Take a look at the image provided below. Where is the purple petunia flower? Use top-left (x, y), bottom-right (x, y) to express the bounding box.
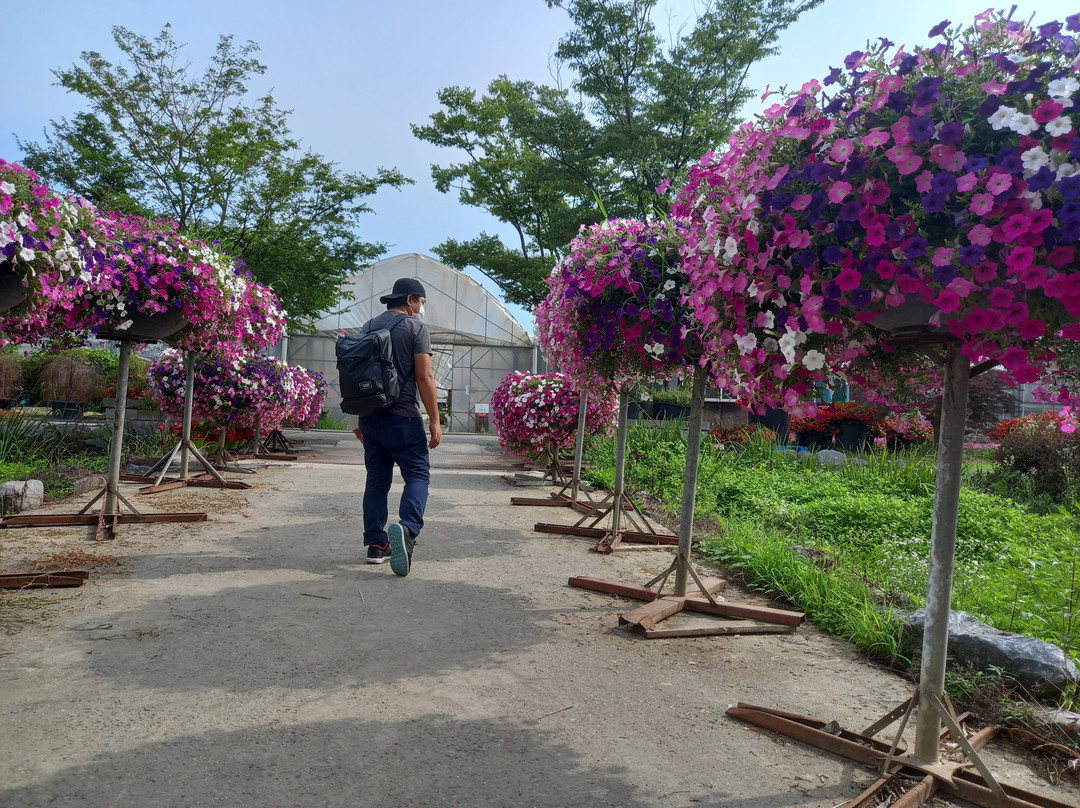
top-left (885, 220), bottom-right (906, 241)
top-left (838, 200), bottom-right (861, 222)
top-left (835, 220), bottom-right (855, 240)
top-left (928, 20), bottom-right (951, 37)
top-left (822, 244), bottom-right (843, 264)
top-left (937, 122), bottom-right (964, 145)
top-left (844, 50), bottom-right (863, 69)
top-left (897, 55), bottom-right (919, 76)
top-left (850, 288), bottom-right (872, 307)
top-left (913, 77), bottom-right (944, 106)
top-left (932, 265), bottom-right (958, 284)
top-left (886, 91), bottom-right (910, 113)
top-left (1070, 138), bottom-right (1080, 160)
top-left (1039, 22), bottom-right (1062, 38)
top-left (822, 298), bottom-right (842, 315)
top-left (1060, 201), bottom-right (1080, 224)
top-left (994, 147), bottom-right (1022, 173)
top-left (904, 236), bottom-right (928, 258)
top-left (932, 172), bottom-right (958, 194)
top-left (1068, 12), bottom-right (1080, 31)
top-left (908, 116), bottom-right (936, 141)
top-left (1061, 174), bottom-right (1080, 200)
top-left (823, 66), bottom-right (842, 86)
top-left (1027, 167), bottom-right (1056, 193)
top-left (922, 192), bottom-right (947, 213)
top-left (959, 245), bottom-right (985, 265)
top-left (964, 155), bottom-right (990, 173)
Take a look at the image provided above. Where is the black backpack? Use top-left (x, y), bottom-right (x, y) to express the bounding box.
top-left (336, 313), bottom-right (409, 416)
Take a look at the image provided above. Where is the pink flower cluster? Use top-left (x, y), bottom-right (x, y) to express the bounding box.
top-left (536, 218), bottom-right (703, 390)
top-left (148, 348), bottom-right (325, 431)
top-left (670, 11), bottom-right (1080, 415)
top-left (0, 160), bottom-right (286, 356)
top-left (490, 371), bottom-right (616, 458)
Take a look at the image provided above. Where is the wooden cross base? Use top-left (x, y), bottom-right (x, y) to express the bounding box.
top-left (120, 473), bottom-right (251, 495)
top-left (512, 489), bottom-right (630, 516)
top-left (538, 524), bottom-right (678, 549)
top-left (727, 701), bottom-right (1075, 808)
top-left (569, 576), bottom-right (804, 638)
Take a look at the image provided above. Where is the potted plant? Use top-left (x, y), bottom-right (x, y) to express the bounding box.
top-left (0, 353), bottom-right (22, 409)
top-left (40, 355), bottom-right (106, 419)
top-left (652, 385), bottom-right (693, 419)
top-left (875, 410), bottom-right (934, 451)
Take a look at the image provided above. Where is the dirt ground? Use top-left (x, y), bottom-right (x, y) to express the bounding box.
top-left (0, 432), bottom-right (1076, 808)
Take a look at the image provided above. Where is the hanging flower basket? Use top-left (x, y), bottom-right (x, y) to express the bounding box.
top-left (0, 262), bottom-right (28, 314)
top-left (96, 306), bottom-right (191, 343)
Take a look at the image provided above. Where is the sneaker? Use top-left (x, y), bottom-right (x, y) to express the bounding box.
top-left (366, 543), bottom-right (391, 564)
top-left (387, 523), bottom-right (415, 577)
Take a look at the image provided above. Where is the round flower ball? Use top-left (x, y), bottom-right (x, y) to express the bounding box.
top-left (674, 11), bottom-right (1080, 413)
top-left (536, 217), bottom-right (703, 390)
top-left (491, 371), bottom-right (616, 458)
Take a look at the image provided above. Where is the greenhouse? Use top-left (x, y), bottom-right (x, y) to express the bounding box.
top-left (284, 253), bottom-right (536, 431)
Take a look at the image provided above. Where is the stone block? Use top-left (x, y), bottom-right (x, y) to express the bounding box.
top-left (903, 608), bottom-right (1080, 697)
top-left (0, 479), bottom-right (45, 513)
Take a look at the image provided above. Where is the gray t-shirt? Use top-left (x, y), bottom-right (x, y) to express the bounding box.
top-left (365, 311), bottom-right (432, 418)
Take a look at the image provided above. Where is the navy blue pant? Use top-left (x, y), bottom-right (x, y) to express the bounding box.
top-left (358, 414), bottom-right (429, 547)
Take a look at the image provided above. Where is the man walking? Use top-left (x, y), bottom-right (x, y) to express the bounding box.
top-left (353, 277), bottom-right (442, 576)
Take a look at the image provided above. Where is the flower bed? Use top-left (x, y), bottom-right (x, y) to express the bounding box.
top-left (707, 422), bottom-right (777, 448)
top-left (988, 410), bottom-right (1070, 440)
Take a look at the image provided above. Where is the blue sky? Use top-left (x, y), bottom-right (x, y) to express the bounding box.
top-left (4, 1), bottom-right (1078, 331)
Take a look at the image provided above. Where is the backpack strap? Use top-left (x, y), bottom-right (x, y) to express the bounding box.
top-left (361, 312), bottom-right (409, 335)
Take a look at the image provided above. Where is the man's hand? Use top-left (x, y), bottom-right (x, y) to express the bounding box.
top-left (353, 427), bottom-right (364, 443)
top-left (428, 421), bottom-right (442, 449)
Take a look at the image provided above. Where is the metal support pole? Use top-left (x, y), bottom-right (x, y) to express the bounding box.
top-left (674, 365), bottom-right (708, 598)
top-left (252, 410), bottom-right (262, 456)
top-left (179, 352), bottom-right (195, 480)
top-left (571, 390), bottom-right (588, 502)
top-left (610, 390), bottom-right (630, 539)
top-left (103, 340), bottom-right (132, 518)
top-left (915, 343), bottom-right (970, 762)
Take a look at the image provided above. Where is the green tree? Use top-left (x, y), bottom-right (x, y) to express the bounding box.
top-left (413, 0), bottom-right (822, 308)
top-left (18, 25), bottom-right (409, 327)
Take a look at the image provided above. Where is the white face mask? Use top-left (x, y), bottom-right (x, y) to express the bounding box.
top-left (415, 302), bottom-right (426, 321)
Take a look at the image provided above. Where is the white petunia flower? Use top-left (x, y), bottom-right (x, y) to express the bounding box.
top-left (663, 279), bottom-right (676, 292)
top-left (723, 236), bottom-right (739, 262)
top-left (778, 331), bottom-right (797, 364)
top-left (1046, 116), bottom-right (1073, 138)
top-left (736, 333), bottom-right (758, 354)
top-left (1021, 146), bottom-right (1051, 171)
top-left (1009, 113), bottom-right (1039, 136)
top-left (1048, 77), bottom-right (1079, 99)
top-left (18, 247), bottom-right (34, 262)
top-left (0, 181), bottom-right (14, 195)
top-left (988, 105), bottom-right (1016, 130)
top-left (803, 350), bottom-right (826, 371)
top-left (1058, 162), bottom-right (1079, 180)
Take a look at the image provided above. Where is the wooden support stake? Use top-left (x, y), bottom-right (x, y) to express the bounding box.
top-left (619, 597), bottom-right (686, 629)
top-left (643, 621), bottom-right (796, 638)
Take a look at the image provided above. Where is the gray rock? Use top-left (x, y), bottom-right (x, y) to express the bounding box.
top-left (806, 449), bottom-right (866, 468)
top-left (74, 475), bottom-right (107, 495)
top-left (1021, 705), bottom-right (1080, 739)
top-left (83, 437), bottom-right (108, 451)
top-left (0, 479), bottom-right (45, 513)
top-left (903, 609), bottom-right (1079, 697)
top-left (125, 464), bottom-right (153, 477)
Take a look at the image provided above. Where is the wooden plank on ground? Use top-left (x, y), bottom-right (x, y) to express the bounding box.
top-left (683, 597), bottom-right (804, 626)
top-left (0, 570), bottom-right (90, 589)
top-left (511, 497), bottom-right (572, 507)
top-left (568, 576), bottom-right (659, 602)
top-left (534, 523), bottom-right (677, 545)
top-left (619, 597), bottom-right (685, 629)
top-left (643, 620), bottom-right (795, 638)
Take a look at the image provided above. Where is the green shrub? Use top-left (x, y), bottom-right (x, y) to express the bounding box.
top-left (983, 416), bottom-right (1080, 510)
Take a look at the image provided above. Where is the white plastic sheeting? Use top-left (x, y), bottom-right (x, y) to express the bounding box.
top-left (287, 254), bottom-right (536, 431)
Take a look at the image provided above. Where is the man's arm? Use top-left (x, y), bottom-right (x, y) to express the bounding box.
top-left (413, 353), bottom-right (442, 449)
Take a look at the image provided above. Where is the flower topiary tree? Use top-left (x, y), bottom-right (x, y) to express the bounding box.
top-left (491, 370), bottom-right (615, 481)
top-left (672, 9), bottom-right (1080, 784)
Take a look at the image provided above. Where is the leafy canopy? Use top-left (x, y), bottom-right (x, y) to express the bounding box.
top-left (412, 0), bottom-right (823, 308)
top-left (19, 25), bottom-right (410, 328)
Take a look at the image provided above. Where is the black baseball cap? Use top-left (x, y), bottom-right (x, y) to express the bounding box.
top-left (379, 277), bottom-right (427, 304)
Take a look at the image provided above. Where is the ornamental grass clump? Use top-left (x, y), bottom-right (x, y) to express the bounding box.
top-left (673, 10), bottom-right (1080, 422)
top-left (490, 371), bottom-right (616, 459)
top-left (535, 217), bottom-right (703, 390)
